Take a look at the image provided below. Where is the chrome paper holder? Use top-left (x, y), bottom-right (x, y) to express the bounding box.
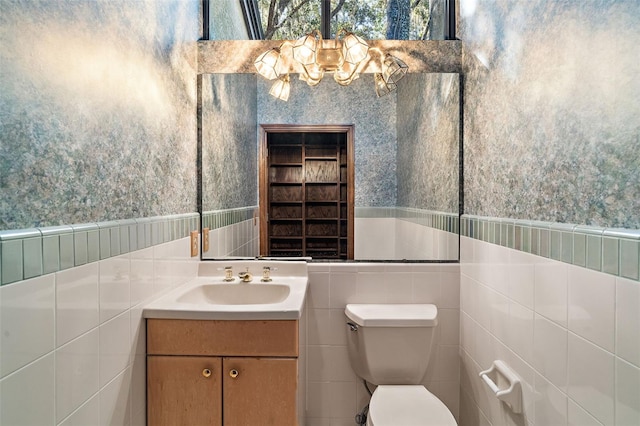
top-left (479, 360), bottom-right (523, 414)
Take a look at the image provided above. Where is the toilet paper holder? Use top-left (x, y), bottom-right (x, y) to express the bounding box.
top-left (479, 360), bottom-right (523, 414)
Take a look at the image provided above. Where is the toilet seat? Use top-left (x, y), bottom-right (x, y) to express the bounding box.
top-left (367, 385), bottom-right (457, 426)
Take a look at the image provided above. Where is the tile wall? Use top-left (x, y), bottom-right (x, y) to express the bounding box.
top-left (0, 214), bottom-right (200, 426)
top-left (201, 207), bottom-right (259, 258)
top-left (355, 207), bottom-right (459, 260)
top-left (458, 216), bottom-right (640, 426)
top-left (305, 262), bottom-right (461, 425)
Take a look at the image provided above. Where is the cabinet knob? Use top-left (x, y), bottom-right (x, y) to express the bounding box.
top-left (229, 369), bottom-right (239, 378)
top-left (202, 368), bottom-right (212, 378)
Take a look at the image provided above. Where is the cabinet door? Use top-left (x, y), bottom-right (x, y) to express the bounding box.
top-left (223, 357), bottom-right (297, 426)
top-left (147, 356), bottom-right (222, 426)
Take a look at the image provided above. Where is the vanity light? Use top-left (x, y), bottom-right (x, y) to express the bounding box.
top-left (268, 74), bottom-right (291, 101)
top-left (254, 29), bottom-right (409, 100)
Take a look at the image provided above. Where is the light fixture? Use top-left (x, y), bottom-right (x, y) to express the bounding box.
top-left (254, 30), bottom-right (409, 101)
top-left (269, 74), bottom-right (291, 101)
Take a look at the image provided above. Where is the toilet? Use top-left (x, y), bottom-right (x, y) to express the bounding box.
top-left (345, 304), bottom-right (457, 426)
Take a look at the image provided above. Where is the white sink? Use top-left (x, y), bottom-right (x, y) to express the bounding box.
top-left (143, 261), bottom-right (308, 320)
top-left (176, 283), bottom-right (290, 305)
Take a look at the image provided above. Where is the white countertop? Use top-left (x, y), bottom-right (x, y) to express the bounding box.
top-left (143, 261), bottom-right (309, 321)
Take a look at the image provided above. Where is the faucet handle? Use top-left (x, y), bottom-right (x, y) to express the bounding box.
top-left (222, 266), bottom-right (235, 282)
top-left (261, 266), bottom-right (273, 282)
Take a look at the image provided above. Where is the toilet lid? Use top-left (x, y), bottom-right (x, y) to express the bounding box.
top-left (368, 385), bottom-right (457, 426)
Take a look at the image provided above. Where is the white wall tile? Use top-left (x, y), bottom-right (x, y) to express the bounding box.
top-left (354, 272), bottom-right (389, 303)
top-left (567, 333), bottom-right (614, 425)
top-left (56, 263), bottom-right (99, 346)
top-left (100, 368), bottom-right (132, 426)
top-left (307, 345), bottom-right (357, 382)
top-left (489, 290), bottom-right (509, 343)
top-left (534, 260), bottom-right (568, 327)
top-left (306, 381), bottom-right (356, 419)
top-left (429, 380), bottom-right (461, 422)
top-left (615, 357), bottom-right (640, 426)
top-left (308, 309), bottom-right (348, 346)
top-left (438, 308), bottom-right (460, 345)
top-left (508, 250), bottom-right (536, 310)
top-left (440, 270), bottom-right (461, 308)
top-left (308, 272), bottom-right (330, 309)
top-left (534, 373), bottom-right (568, 426)
top-left (99, 255), bottom-right (131, 323)
top-left (0, 274), bottom-right (55, 377)
top-left (568, 399), bottom-right (603, 426)
top-left (615, 277), bottom-right (640, 367)
top-left (430, 344), bottom-right (460, 382)
top-left (0, 353), bottom-right (55, 426)
top-left (130, 354), bottom-right (147, 423)
top-left (130, 247), bottom-right (154, 306)
top-left (507, 301), bottom-right (534, 364)
top-left (58, 394), bottom-right (100, 426)
top-left (568, 265), bottom-right (615, 351)
top-left (329, 272), bottom-right (357, 308)
top-left (56, 329), bottom-right (100, 422)
top-left (533, 314), bottom-right (568, 391)
top-left (99, 310), bottom-right (131, 387)
top-left (413, 271), bottom-right (441, 304)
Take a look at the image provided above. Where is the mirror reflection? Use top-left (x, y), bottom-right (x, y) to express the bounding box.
top-left (201, 72), bottom-right (459, 261)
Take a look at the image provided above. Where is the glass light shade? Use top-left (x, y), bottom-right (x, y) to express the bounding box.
top-left (269, 75), bottom-right (291, 101)
top-left (254, 48), bottom-right (281, 80)
top-left (382, 54), bottom-right (408, 84)
top-left (374, 73), bottom-right (397, 97)
top-left (299, 63), bottom-right (324, 87)
top-left (342, 32), bottom-right (369, 64)
top-left (334, 61), bottom-right (359, 86)
top-left (292, 32), bottom-right (319, 65)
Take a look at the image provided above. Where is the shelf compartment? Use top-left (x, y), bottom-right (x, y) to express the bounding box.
top-left (269, 165), bottom-right (302, 183)
top-left (305, 160), bottom-right (338, 182)
top-left (306, 184), bottom-right (338, 201)
top-left (270, 222), bottom-right (302, 237)
top-left (306, 221), bottom-right (338, 237)
top-left (269, 238), bottom-right (302, 251)
top-left (305, 145), bottom-right (336, 158)
top-left (271, 204), bottom-right (302, 219)
top-left (306, 237), bottom-right (339, 249)
top-left (306, 203), bottom-right (338, 219)
top-left (270, 146), bottom-right (302, 163)
top-left (270, 185), bottom-right (303, 202)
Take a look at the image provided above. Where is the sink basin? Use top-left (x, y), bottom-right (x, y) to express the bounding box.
top-left (176, 283), bottom-right (290, 305)
top-left (143, 261), bottom-right (308, 320)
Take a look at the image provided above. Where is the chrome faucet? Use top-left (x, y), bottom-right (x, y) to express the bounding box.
top-left (238, 267), bottom-right (253, 282)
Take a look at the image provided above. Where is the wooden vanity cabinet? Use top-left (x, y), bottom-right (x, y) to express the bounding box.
top-left (147, 319), bottom-right (299, 426)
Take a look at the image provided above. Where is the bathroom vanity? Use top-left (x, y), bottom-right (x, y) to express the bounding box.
top-left (147, 319), bottom-right (299, 425)
top-left (143, 261), bottom-right (308, 426)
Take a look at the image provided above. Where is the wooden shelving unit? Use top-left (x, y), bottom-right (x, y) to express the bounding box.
top-left (260, 126), bottom-right (354, 260)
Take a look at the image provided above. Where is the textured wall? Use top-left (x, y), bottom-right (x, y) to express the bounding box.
top-left (461, 0), bottom-right (640, 228)
top-left (201, 74), bottom-right (258, 210)
top-left (258, 75), bottom-right (398, 206)
top-left (0, 0), bottom-right (199, 230)
top-left (397, 73), bottom-right (459, 212)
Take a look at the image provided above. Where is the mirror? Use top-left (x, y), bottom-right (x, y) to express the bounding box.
top-left (200, 72), bottom-right (460, 261)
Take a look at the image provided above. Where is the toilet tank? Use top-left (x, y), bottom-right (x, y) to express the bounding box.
top-left (345, 304), bottom-right (438, 385)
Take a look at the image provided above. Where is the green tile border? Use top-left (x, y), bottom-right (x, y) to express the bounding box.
top-left (461, 214), bottom-right (640, 282)
top-left (202, 206), bottom-right (258, 230)
top-left (0, 213), bottom-right (199, 286)
top-left (355, 207), bottom-right (459, 234)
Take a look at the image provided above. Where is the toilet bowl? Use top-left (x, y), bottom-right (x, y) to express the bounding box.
top-left (367, 385), bottom-right (456, 426)
top-left (345, 304), bottom-right (457, 426)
